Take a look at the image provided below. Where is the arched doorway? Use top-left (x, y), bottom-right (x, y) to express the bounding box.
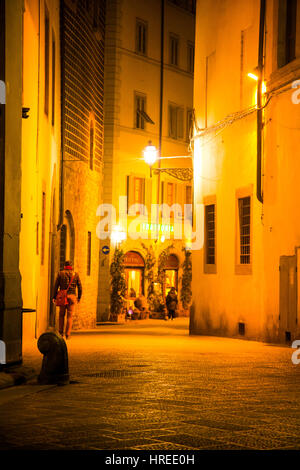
top-left (124, 251), bottom-right (145, 298)
top-left (164, 254), bottom-right (179, 296)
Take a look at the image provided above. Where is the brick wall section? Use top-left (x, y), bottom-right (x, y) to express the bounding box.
top-left (61, 0), bottom-right (105, 329)
top-left (97, 0), bottom-right (122, 321)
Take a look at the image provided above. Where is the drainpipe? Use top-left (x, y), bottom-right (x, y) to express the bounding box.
top-left (256, 0), bottom-right (265, 204)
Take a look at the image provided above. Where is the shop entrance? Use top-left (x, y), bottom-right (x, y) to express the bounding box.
top-left (164, 254), bottom-right (179, 296)
top-left (124, 251), bottom-right (145, 298)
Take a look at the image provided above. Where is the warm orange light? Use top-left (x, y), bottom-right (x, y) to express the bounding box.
top-left (247, 72), bottom-right (258, 81)
top-left (111, 225), bottom-right (126, 245)
top-left (143, 141), bottom-right (157, 167)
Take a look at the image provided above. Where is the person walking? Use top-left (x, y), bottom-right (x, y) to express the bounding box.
top-left (53, 260), bottom-right (82, 339)
top-left (166, 287), bottom-right (178, 320)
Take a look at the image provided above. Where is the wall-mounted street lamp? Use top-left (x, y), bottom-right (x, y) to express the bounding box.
top-left (142, 141), bottom-right (193, 182)
top-left (111, 224), bottom-right (127, 247)
top-left (247, 72), bottom-right (258, 81)
top-left (142, 141), bottom-right (158, 177)
top-left (247, 71), bottom-right (267, 95)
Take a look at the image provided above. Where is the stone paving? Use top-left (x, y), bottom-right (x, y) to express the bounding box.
top-left (0, 318), bottom-right (300, 450)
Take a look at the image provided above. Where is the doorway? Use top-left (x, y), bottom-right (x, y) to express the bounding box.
top-left (279, 254), bottom-right (297, 342)
top-left (125, 268), bottom-right (143, 298)
top-left (164, 254), bottom-right (179, 296)
top-left (124, 251), bottom-right (145, 298)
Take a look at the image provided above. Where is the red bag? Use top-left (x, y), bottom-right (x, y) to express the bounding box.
top-left (55, 275), bottom-right (74, 307)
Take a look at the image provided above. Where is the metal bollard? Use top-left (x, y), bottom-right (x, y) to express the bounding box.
top-left (37, 331), bottom-right (69, 385)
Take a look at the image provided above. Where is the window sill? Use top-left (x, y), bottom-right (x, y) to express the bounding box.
top-left (204, 264), bottom-right (216, 274)
top-left (235, 264), bottom-right (252, 275)
top-left (268, 57), bottom-right (300, 93)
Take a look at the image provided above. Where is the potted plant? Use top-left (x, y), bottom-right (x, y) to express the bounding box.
top-left (110, 248), bottom-right (126, 322)
top-left (180, 248), bottom-right (192, 316)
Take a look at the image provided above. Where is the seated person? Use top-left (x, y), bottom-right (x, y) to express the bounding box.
top-left (129, 287), bottom-right (136, 298)
top-left (134, 294), bottom-right (148, 312)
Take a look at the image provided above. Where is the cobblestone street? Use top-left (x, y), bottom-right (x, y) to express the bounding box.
top-left (0, 318), bottom-right (300, 451)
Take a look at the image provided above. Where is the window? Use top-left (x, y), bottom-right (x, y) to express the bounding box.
top-left (41, 192), bottom-right (46, 265)
top-left (44, 5), bottom-right (50, 115)
top-left (136, 19), bottom-right (147, 55)
top-left (205, 204), bottom-right (216, 266)
top-left (170, 34), bottom-right (179, 66)
top-left (134, 94), bottom-right (146, 130)
top-left (51, 31), bottom-right (55, 126)
top-left (89, 120), bottom-right (94, 170)
top-left (166, 183), bottom-right (175, 206)
top-left (127, 175), bottom-right (146, 214)
top-left (169, 104), bottom-right (184, 139)
top-left (134, 177), bottom-right (144, 205)
top-left (187, 42), bottom-right (194, 73)
top-left (87, 232), bottom-right (91, 276)
top-left (277, 0), bottom-right (298, 68)
top-left (186, 185), bottom-right (192, 205)
top-left (161, 182), bottom-right (177, 220)
top-left (238, 196), bottom-right (251, 265)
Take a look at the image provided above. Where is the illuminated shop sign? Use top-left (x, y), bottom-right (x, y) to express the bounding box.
top-left (141, 223), bottom-right (174, 233)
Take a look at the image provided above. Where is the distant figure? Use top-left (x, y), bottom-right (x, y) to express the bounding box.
top-left (166, 287), bottom-right (178, 320)
top-left (129, 287), bottom-right (136, 298)
top-left (53, 260), bottom-right (82, 339)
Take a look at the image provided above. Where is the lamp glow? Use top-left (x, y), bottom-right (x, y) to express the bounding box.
top-left (111, 225), bottom-right (126, 245)
top-left (247, 72), bottom-right (259, 81)
top-left (143, 141), bottom-right (157, 167)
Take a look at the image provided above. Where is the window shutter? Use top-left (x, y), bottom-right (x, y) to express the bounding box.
top-left (145, 178), bottom-right (152, 215)
top-left (127, 175), bottom-right (135, 214)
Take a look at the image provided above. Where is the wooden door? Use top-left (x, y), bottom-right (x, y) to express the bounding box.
top-left (279, 255), bottom-right (297, 342)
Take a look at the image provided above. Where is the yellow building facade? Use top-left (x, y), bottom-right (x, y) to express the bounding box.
top-left (98, 0), bottom-right (195, 320)
top-left (192, 0), bottom-right (300, 343)
top-left (20, 0), bottom-right (61, 342)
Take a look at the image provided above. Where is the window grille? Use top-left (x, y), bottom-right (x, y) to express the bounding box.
top-left (170, 35), bottom-right (179, 66)
top-left (239, 196), bottom-right (251, 264)
top-left (136, 19), bottom-right (147, 55)
top-left (205, 204), bottom-right (215, 265)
